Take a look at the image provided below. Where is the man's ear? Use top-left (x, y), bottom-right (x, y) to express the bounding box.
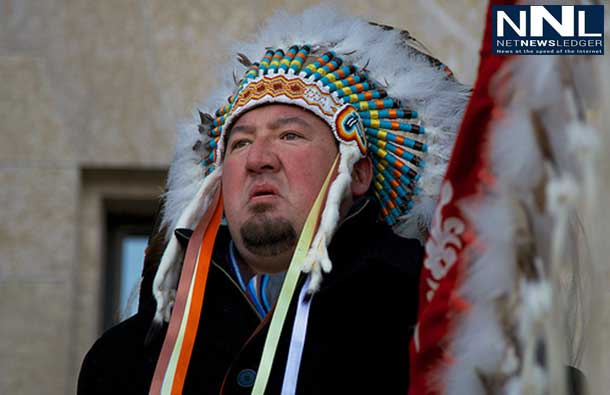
top-left (350, 156), bottom-right (373, 197)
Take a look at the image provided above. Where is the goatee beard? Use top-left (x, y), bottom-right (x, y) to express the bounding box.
top-left (240, 204), bottom-right (297, 257)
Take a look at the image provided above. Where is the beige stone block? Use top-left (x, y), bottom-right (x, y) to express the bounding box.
top-left (0, 56), bottom-right (74, 162)
top-left (1, 1), bottom-right (97, 166)
top-left (0, 166), bottom-right (78, 281)
top-left (144, 0), bottom-right (317, 124)
top-left (2, 1), bottom-right (174, 167)
top-left (0, 2), bottom-right (64, 56)
top-left (50, 1), bottom-right (174, 167)
top-left (0, 280), bottom-right (72, 395)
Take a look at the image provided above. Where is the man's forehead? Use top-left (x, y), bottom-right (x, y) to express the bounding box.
top-left (229, 104), bottom-right (328, 135)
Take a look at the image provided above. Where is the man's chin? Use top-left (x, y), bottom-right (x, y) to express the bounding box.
top-left (240, 215), bottom-right (297, 257)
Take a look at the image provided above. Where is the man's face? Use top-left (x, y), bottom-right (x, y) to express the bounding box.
top-left (222, 104), bottom-right (338, 273)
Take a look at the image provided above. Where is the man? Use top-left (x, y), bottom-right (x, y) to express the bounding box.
top-left (78, 7), bottom-right (467, 394)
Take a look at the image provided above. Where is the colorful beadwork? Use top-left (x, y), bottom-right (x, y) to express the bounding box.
top-left (198, 45), bottom-right (429, 225)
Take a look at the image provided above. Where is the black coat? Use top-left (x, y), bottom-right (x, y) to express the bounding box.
top-left (78, 199), bottom-right (423, 394)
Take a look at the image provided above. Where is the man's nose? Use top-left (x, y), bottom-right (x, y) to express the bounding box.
top-left (245, 138), bottom-right (280, 173)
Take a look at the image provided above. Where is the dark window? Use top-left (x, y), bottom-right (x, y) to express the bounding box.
top-left (103, 199), bottom-right (157, 330)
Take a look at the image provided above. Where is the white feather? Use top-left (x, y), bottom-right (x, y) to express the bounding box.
top-left (442, 17), bottom-right (602, 393)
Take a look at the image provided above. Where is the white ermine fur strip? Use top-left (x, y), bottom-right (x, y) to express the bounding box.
top-left (153, 167), bottom-right (222, 324)
top-left (302, 145), bottom-right (361, 293)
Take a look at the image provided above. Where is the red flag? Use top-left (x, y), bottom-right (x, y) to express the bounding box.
top-left (409, 1), bottom-right (515, 394)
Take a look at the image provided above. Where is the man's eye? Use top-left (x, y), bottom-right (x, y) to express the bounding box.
top-left (281, 132), bottom-right (301, 141)
top-left (230, 139), bottom-right (250, 151)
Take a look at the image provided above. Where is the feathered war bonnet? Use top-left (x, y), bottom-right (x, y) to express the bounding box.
top-left (152, 7), bottom-right (468, 325)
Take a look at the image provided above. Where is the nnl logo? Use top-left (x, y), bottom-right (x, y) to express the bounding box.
top-left (492, 5), bottom-right (604, 55)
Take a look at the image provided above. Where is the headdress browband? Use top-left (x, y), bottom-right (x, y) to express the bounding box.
top-left (196, 44), bottom-right (429, 225)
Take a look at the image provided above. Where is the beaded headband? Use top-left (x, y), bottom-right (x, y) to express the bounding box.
top-left (198, 45), bottom-right (428, 226)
